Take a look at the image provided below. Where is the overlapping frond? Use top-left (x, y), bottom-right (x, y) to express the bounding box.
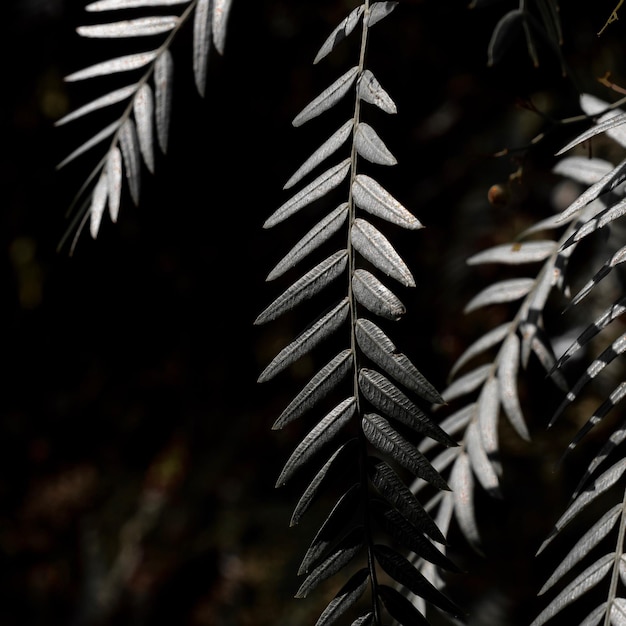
top-left (404, 98), bottom-right (623, 622)
top-left (56, 0), bottom-right (233, 251)
top-left (256, 3), bottom-right (461, 624)
top-left (531, 94), bottom-right (626, 625)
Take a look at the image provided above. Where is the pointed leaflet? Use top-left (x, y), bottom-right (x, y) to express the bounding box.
top-left (419, 405), bottom-right (473, 455)
top-left (89, 172), bottom-right (109, 238)
top-left (498, 333), bottom-right (530, 441)
top-left (293, 67), bottom-right (359, 127)
top-left (351, 218), bottom-right (415, 287)
top-left (299, 484), bottom-right (360, 574)
top-left (65, 51), bottom-right (158, 82)
top-left (378, 584), bottom-right (430, 626)
top-left (255, 251), bottom-right (348, 325)
top-left (212, 0), bottom-right (233, 55)
top-left (553, 157), bottom-right (626, 225)
top-left (555, 299), bottom-right (626, 370)
top-left (553, 156), bottom-right (614, 186)
top-left (358, 69), bottom-right (397, 114)
top-left (55, 85), bottom-right (136, 126)
top-left (354, 124), bottom-right (397, 166)
top-left (539, 504), bottom-right (622, 595)
top-left (314, 568), bottom-right (369, 626)
top-left (537, 459), bottom-right (626, 554)
top-left (77, 16), bottom-right (178, 38)
top-left (363, 414), bottom-right (449, 489)
top-left (358, 368), bottom-right (456, 446)
top-left (291, 440), bottom-right (357, 526)
top-left (273, 350), bottom-right (352, 430)
top-left (559, 382), bottom-right (626, 461)
top-left (449, 452), bottom-right (481, 550)
top-left (314, 6), bottom-right (365, 65)
top-left (295, 526), bottom-right (364, 599)
top-left (154, 49), bottom-right (173, 154)
top-left (467, 241), bottom-right (557, 265)
top-left (477, 376), bottom-right (500, 471)
top-left (257, 298), bottom-right (349, 383)
top-left (87, 0), bottom-right (188, 9)
top-left (530, 554), bottom-right (614, 626)
top-left (352, 269), bottom-right (405, 321)
top-left (264, 159), bottom-right (351, 229)
top-left (119, 118), bottom-right (141, 205)
top-left (441, 364), bottom-right (492, 404)
top-left (368, 458), bottom-right (445, 543)
top-left (551, 333), bottom-right (626, 426)
top-left (487, 10), bottom-right (524, 66)
top-left (450, 323), bottom-right (509, 379)
top-left (571, 421), bottom-right (626, 499)
top-left (352, 175), bottom-right (422, 229)
top-left (193, 0), bottom-right (212, 97)
top-left (465, 421), bottom-right (500, 497)
top-left (285, 121), bottom-right (353, 190)
top-left (56, 121), bottom-right (118, 170)
top-left (267, 204), bottom-right (349, 280)
top-left (366, 2), bottom-right (398, 27)
top-left (370, 500), bottom-right (459, 571)
top-left (374, 544), bottom-right (462, 618)
top-left (106, 146), bottom-right (122, 223)
top-left (355, 318), bottom-right (443, 404)
top-left (557, 112), bottom-right (626, 156)
top-left (463, 278), bottom-right (535, 313)
top-left (562, 197), bottom-right (626, 250)
top-left (569, 245), bottom-right (626, 307)
top-left (275, 397), bottom-right (356, 487)
top-left (351, 614), bottom-right (374, 626)
top-left (133, 83), bottom-right (155, 173)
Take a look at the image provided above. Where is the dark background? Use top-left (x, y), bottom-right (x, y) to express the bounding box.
top-left (3, 1), bottom-right (626, 625)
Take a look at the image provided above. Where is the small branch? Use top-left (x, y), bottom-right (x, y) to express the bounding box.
top-left (598, 0), bottom-right (624, 36)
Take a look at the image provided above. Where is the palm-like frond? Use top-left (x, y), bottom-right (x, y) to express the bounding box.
top-left (56, 0), bottom-right (233, 252)
top-left (256, 3), bottom-right (461, 624)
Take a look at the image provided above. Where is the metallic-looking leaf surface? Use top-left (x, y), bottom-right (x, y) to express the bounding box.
top-left (292, 67), bottom-right (360, 127)
top-left (257, 298), bottom-right (350, 383)
top-left (133, 83), bottom-right (155, 173)
top-left (265, 160), bottom-right (351, 228)
top-left (354, 124), bottom-right (397, 166)
top-left (276, 397), bottom-right (356, 487)
top-left (352, 269), bottom-right (405, 320)
top-left (295, 527), bottom-right (364, 599)
top-left (273, 350), bottom-right (352, 430)
top-left (314, 6), bottom-right (365, 65)
top-left (77, 16), bottom-right (178, 38)
top-left (255, 251), bottom-right (348, 325)
top-left (358, 69), bottom-right (397, 113)
top-left (65, 51), bottom-right (158, 82)
top-left (351, 218), bottom-right (415, 287)
top-left (154, 50), bottom-right (174, 153)
top-left (363, 414), bottom-right (448, 489)
top-left (352, 174), bottom-right (421, 229)
top-left (267, 204), bottom-right (349, 280)
top-left (355, 318), bottom-right (443, 404)
top-left (193, 0), bottom-right (212, 97)
top-left (285, 121), bottom-right (354, 190)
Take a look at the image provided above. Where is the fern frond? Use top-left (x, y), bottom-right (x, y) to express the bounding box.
top-left (257, 3), bottom-right (460, 624)
top-left (534, 93), bottom-right (626, 626)
top-left (56, 0), bottom-right (232, 251)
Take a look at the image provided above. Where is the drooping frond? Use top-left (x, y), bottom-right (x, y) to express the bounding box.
top-left (532, 93), bottom-right (626, 626)
top-left (256, 3), bottom-right (461, 624)
top-left (56, 0), bottom-right (233, 252)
